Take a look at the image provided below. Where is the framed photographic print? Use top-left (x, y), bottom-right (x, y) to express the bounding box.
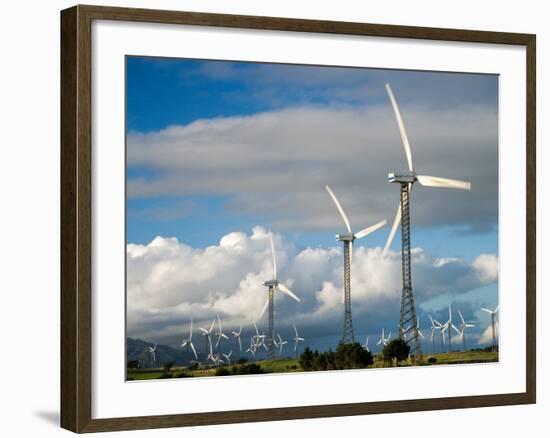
top-left (60, 4), bottom-right (536, 433)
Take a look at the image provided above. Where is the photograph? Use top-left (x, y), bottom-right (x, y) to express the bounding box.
top-left (125, 57), bottom-right (500, 380)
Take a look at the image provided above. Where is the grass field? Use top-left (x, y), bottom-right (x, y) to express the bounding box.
top-left (127, 350), bottom-right (498, 381)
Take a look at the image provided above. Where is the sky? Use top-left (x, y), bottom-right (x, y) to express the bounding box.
top-left (126, 56), bottom-right (499, 355)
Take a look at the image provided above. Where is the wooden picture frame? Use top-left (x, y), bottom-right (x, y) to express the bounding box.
top-left (60, 4), bottom-right (536, 433)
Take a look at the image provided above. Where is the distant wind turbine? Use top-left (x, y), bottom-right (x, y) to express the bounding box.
top-left (376, 328), bottom-right (391, 348)
top-left (363, 336), bottom-right (370, 353)
top-left (428, 315), bottom-right (441, 353)
top-left (481, 305), bottom-right (499, 351)
top-left (214, 315), bottom-right (229, 349)
top-left (222, 350), bottom-right (232, 365)
top-left (457, 310), bottom-right (475, 351)
top-left (199, 319), bottom-right (216, 357)
top-left (180, 319), bottom-right (198, 360)
top-left (147, 344), bottom-right (157, 368)
top-left (293, 324), bottom-right (305, 357)
top-left (231, 324), bottom-right (243, 352)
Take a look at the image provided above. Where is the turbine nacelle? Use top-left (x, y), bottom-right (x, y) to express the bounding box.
top-left (263, 279), bottom-right (279, 288)
top-left (388, 172), bottom-right (416, 184)
top-left (335, 233), bottom-right (354, 242)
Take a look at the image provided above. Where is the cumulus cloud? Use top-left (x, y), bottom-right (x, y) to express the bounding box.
top-left (127, 228), bottom-right (498, 344)
top-left (127, 102), bottom-right (497, 233)
top-left (477, 321), bottom-right (499, 345)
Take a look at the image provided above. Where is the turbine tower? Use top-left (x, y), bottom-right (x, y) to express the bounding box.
top-left (383, 83), bottom-right (472, 362)
top-left (259, 232), bottom-right (300, 359)
top-left (325, 185), bottom-right (386, 344)
top-left (481, 305), bottom-right (499, 351)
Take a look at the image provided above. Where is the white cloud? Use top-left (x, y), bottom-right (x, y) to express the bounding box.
top-left (127, 228), bottom-right (498, 342)
top-left (472, 254), bottom-right (498, 283)
top-left (127, 103), bottom-right (497, 232)
top-left (477, 321), bottom-right (499, 345)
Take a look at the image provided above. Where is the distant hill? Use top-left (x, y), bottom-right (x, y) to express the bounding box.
top-left (127, 338), bottom-right (195, 367)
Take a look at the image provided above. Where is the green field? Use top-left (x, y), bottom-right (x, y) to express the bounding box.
top-left (127, 350), bottom-right (498, 381)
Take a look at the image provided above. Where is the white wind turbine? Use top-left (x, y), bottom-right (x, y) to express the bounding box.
top-left (457, 310), bottom-right (475, 351)
top-left (180, 319), bottom-right (198, 360)
top-left (276, 334), bottom-right (288, 355)
top-left (383, 83), bottom-right (471, 361)
top-left (259, 232), bottom-right (301, 359)
top-left (428, 315), bottom-right (441, 353)
top-left (363, 336), bottom-right (370, 353)
top-left (416, 317), bottom-right (425, 342)
top-left (293, 324), bottom-right (305, 357)
top-left (222, 350), bottom-right (232, 365)
top-left (325, 185), bottom-right (386, 344)
top-left (441, 305), bottom-right (459, 353)
top-left (481, 305), bottom-right (499, 351)
top-left (199, 318), bottom-right (216, 357)
top-left (376, 328), bottom-right (391, 348)
top-left (214, 315), bottom-right (229, 349)
top-left (147, 344), bottom-right (157, 368)
top-left (231, 324), bottom-right (243, 352)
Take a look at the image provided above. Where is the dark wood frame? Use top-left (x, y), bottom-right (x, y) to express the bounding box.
top-left (61, 4), bottom-right (536, 433)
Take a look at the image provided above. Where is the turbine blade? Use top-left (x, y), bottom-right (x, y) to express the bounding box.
top-left (494, 305), bottom-right (499, 314)
top-left (269, 231), bottom-right (277, 280)
top-left (458, 310), bottom-right (465, 325)
top-left (385, 83), bottom-right (413, 172)
top-left (278, 283), bottom-right (300, 302)
top-left (325, 185), bottom-right (352, 234)
top-left (416, 175), bottom-right (471, 191)
top-left (190, 343), bottom-right (197, 360)
top-left (258, 298), bottom-right (269, 319)
top-left (355, 219), bottom-right (387, 239)
top-left (481, 308), bottom-right (492, 314)
top-left (382, 203), bottom-right (402, 257)
top-left (293, 324), bottom-right (298, 337)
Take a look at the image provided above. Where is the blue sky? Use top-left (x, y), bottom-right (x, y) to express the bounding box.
top-left (126, 56), bottom-right (499, 352)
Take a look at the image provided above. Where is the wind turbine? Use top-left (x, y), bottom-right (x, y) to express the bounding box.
top-left (325, 185), bottom-right (386, 344)
top-left (376, 328), bottom-right (391, 348)
top-left (246, 337), bottom-right (258, 360)
top-left (180, 319), bottom-right (198, 360)
top-left (428, 315), bottom-right (441, 353)
top-left (416, 317), bottom-right (425, 342)
top-left (222, 350), bottom-right (232, 365)
top-left (363, 336), bottom-right (370, 353)
top-left (481, 305), bottom-right (499, 351)
top-left (276, 334), bottom-right (288, 355)
top-left (442, 305), bottom-right (459, 353)
top-left (231, 324), bottom-right (243, 352)
top-left (259, 232), bottom-right (301, 359)
top-left (199, 318), bottom-right (216, 357)
top-left (293, 324), bottom-right (305, 357)
top-left (383, 83), bottom-right (471, 362)
top-left (214, 315), bottom-right (229, 349)
top-left (436, 319), bottom-right (446, 352)
top-left (147, 344), bottom-right (157, 368)
top-left (457, 310), bottom-right (475, 351)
